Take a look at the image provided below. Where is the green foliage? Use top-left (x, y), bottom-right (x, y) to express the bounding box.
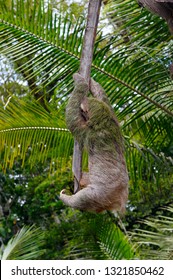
top-left (0, 0), bottom-right (173, 260)
top-left (97, 217), bottom-right (135, 260)
top-left (0, 225), bottom-right (45, 260)
top-left (0, 97), bottom-right (73, 172)
top-left (47, 212), bottom-right (135, 260)
top-left (0, 158), bottom-right (72, 246)
top-left (131, 205), bottom-right (173, 260)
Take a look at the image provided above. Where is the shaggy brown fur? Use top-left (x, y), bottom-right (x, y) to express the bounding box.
top-left (60, 74), bottom-right (129, 213)
top-left (138, 0), bottom-right (173, 33)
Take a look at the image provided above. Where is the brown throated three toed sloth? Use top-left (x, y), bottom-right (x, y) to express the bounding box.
top-left (60, 73), bottom-right (129, 213)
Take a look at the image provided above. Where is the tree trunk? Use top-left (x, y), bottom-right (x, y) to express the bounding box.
top-left (73, 0), bottom-right (102, 193)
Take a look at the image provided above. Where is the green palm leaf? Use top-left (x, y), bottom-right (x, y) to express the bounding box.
top-left (0, 0), bottom-right (173, 120)
top-left (98, 219), bottom-right (135, 260)
top-left (63, 213), bottom-right (136, 260)
top-left (0, 225), bottom-right (45, 260)
top-left (0, 97), bottom-right (73, 171)
top-left (131, 205), bottom-right (173, 259)
top-left (0, 0), bottom-right (84, 97)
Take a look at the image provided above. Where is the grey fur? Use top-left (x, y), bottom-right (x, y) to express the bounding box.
top-left (138, 0), bottom-right (173, 33)
top-left (60, 74), bottom-right (129, 213)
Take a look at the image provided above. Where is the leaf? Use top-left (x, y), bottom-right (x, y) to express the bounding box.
top-left (98, 219), bottom-right (135, 260)
top-left (131, 205), bottom-right (173, 260)
top-left (0, 97), bottom-right (73, 171)
top-left (0, 225), bottom-right (45, 260)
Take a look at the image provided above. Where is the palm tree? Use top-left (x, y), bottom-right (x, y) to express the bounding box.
top-left (0, 0), bottom-right (173, 259)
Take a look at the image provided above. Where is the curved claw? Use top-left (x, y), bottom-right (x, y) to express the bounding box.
top-left (60, 189), bottom-right (66, 196)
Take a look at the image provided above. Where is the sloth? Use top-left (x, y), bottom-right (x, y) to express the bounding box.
top-left (138, 0), bottom-right (173, 33)
top-left (60, 73), bottom-right (129, 213)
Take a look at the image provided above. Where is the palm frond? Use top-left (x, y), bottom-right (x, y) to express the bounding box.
top-left (98, 218), bottom-right (135, 260)
top-left (65, 213), bottom-right (136, 260)
top-left (131, 205), bottom-right (173, 259)
top-left (0, 97), bottom-right (73, 171)
top-left (0, 225), bottom-right (45, 260)
top-left (0, 0), bottom-right (84, 96)
top-left (1, 0), bottom-right (173, 121)
top-left (125, 137), bottom-right (173, 210)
